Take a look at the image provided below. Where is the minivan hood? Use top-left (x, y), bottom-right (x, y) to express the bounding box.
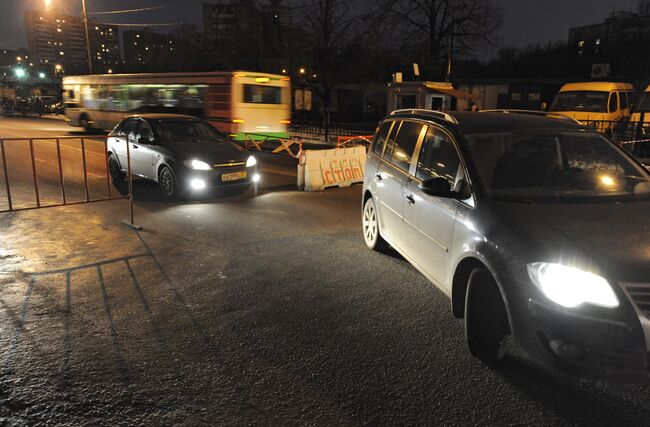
top-left (490, 201), bottom-right (650, 282)
top-left (166, 140), bottom-right (247, 163)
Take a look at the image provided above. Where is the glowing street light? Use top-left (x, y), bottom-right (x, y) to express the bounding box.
top-left (299, 68), bottom-right (306, 75)
top-left (14, 68), bottom-right (26, 78)
top-left (39, 72), bottom-right (46, 79)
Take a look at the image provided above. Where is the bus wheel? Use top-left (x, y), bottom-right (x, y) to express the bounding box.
top-left (108, 154), bottom-right (125, 182)
top-left (80, 114), bottom-right (91, 131)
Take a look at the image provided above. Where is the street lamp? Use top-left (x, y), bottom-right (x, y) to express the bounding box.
top-left (14, 68), bottom-right (26, 79)
top-left (39, 72), bottom-right (46, 79)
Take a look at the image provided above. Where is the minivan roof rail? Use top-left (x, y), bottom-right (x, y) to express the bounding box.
top-left (390, 109), bottom-right (459, 125)
top-left (480, 109), bottom-right (581, 124)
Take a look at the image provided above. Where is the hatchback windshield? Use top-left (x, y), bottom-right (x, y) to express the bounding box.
top-left (550, 91), bottom-right (609, 113)
top-left (464, 131), bottom-right (650, 203)
top-left (153, 121), bottom-right (226, 143)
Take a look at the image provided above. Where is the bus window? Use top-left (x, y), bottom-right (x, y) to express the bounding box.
top-left (243, 85), bottom-right (282, 104)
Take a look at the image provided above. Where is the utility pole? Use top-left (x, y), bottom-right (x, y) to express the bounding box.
top-left (81, 0), bottom-right (93, 74)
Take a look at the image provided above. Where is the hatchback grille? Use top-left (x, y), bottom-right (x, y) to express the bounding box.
top-left (623, 284), bottom-right (650, 318)
top-left (214, 161), bottom-right (245, 168)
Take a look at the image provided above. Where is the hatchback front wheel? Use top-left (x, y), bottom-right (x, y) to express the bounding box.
top-left (158, 166), bottom-right (178, 198)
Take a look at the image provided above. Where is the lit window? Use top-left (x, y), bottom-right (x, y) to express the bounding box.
top-left (57, 28), bottom-right (62, 32)
top-left (578, 40), bottom-right (585, 48)
top-left (596, 38), bottom-right (601, 46)
top-left (95, 26), bottom-right (99, 30)
top-left (59, 51), bottom-right (64, 55)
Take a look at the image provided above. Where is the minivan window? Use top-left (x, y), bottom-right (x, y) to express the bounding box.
top-left (416, 126), bottom-right (461, 183)
top-left (465, 131), bottom-right (650, 203)
top-left (373, 121), bottom-right (392, 156)
top-left (550, 91), bottom-right (609, 113)
top-left (390, 121), bottom-right (423, 172)
top-left (382, 121), bottom-right (402, 160)
top-left (620, 91), bottom-right (629, 110)
top-left (609, 92), bottom-right (618, 113)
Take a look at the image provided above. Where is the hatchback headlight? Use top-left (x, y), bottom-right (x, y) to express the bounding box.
top-left (184, 159), bottom-right (212, 170)
top-left (246, 156), bottom-right (257, 167)
top-left (527, 263), bottom-right (619, 308)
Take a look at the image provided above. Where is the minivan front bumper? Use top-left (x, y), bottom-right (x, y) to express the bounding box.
top-left (525, 298), bottom-right (648, 382)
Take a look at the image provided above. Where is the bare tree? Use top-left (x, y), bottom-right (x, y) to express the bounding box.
top-left (639, 0), bottom-right (650, 17)
top-left (298, 0), bottom-right (367, 134)
top-left (380, 0), bottom-right (502, 80)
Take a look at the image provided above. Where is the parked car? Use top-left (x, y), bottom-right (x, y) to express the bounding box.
top-left (107, 114), bottom-right (260, 198)
top-left (362, 108), bottom-right (650, 380)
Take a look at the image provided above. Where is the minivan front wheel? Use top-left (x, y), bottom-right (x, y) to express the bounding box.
top-left (362, 197), bottom-right (388, 251)
top-left (465, 268), bottom-right (509, 363)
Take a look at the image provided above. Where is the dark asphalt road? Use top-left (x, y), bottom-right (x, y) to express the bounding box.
top-left (1, 117), bottom-right (650, 425)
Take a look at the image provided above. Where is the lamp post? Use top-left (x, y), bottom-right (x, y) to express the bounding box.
top-left (81, 0), bottom-right (93, 74)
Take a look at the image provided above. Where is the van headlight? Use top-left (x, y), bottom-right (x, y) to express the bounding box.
top-left (527, 263), bottom-right (619, 308)
top-left (246, 156), bottom-right (257, 167)
top-left (184, 159), bottom-right (212, 170)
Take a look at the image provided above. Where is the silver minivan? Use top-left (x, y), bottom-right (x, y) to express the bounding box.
top-left (362, 109), bottom-right (650, 381)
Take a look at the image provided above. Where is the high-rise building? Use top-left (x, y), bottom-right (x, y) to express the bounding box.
top-left (202, 1), bottom-right (257, 48)
top-left (568, 10), bottom-right (650, 57)
top-left (24, 9), bottom-right (121, 74)
top-left (122, 28), bottom-right (175, 67)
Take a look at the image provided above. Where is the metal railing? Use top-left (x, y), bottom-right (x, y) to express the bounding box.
top-left (0, 136), bottom-right (135, 226)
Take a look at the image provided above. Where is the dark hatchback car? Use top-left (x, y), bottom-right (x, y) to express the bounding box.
top-left (362, 109), bottom-right (650, 381)
top-left (107, 114), bottom-right (260, 198)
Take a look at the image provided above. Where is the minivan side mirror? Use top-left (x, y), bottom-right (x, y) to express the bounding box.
top-left (419, 177), bottom-right (453, 197)
top-left (420, 177), bottom-right (472, 199)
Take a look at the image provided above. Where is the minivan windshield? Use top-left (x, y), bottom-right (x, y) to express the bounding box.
top-left (464, 131), bottom-right (650, 203)
top-left (153, 120), bottom-right (226, 144)
top-left (550, 91), bottom-right (609, 113)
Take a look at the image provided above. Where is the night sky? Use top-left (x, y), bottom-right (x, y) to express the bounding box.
top-left (0, 0), bottom-right (635, 54)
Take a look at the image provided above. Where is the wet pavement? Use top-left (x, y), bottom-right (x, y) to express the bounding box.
top-left (2, 117), bottom-right (650, 425)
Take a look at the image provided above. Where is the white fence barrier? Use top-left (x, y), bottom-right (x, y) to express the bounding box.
top-left (297, 146), bottom-right (367, 191)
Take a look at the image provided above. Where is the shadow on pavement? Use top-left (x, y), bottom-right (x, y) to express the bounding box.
top-left (489, 353), bottom-right (650, 425)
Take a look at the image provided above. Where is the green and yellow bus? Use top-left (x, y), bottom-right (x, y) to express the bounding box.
top-left (63, 71), bottom-right (291, 139)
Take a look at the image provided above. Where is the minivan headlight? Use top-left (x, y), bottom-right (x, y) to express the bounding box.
top-left (184, 159), bottom-right (212, 170)
top-left (527, 263), bottom-right (619, 308)
top-left (246, 156), bottom-right (257, 167)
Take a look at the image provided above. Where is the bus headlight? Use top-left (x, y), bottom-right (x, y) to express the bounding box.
top-left (527, 263), bottom-right (619, 309)
top-left (184, 159), bottom-right (212, 170)
top-left (246, 156), bottom-right (257, 167)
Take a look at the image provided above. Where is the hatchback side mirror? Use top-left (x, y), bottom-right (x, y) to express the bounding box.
top-left (138, 137), bottom-right (155, 145)
top-left (419, 177), bottom-right (453, 197)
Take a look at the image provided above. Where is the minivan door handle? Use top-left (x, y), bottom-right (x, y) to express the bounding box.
top-left (405, 194), bottom-right (415, 205)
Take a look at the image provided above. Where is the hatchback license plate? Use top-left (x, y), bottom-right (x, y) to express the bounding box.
top-left (222, 171), bottom-right (247, 182)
